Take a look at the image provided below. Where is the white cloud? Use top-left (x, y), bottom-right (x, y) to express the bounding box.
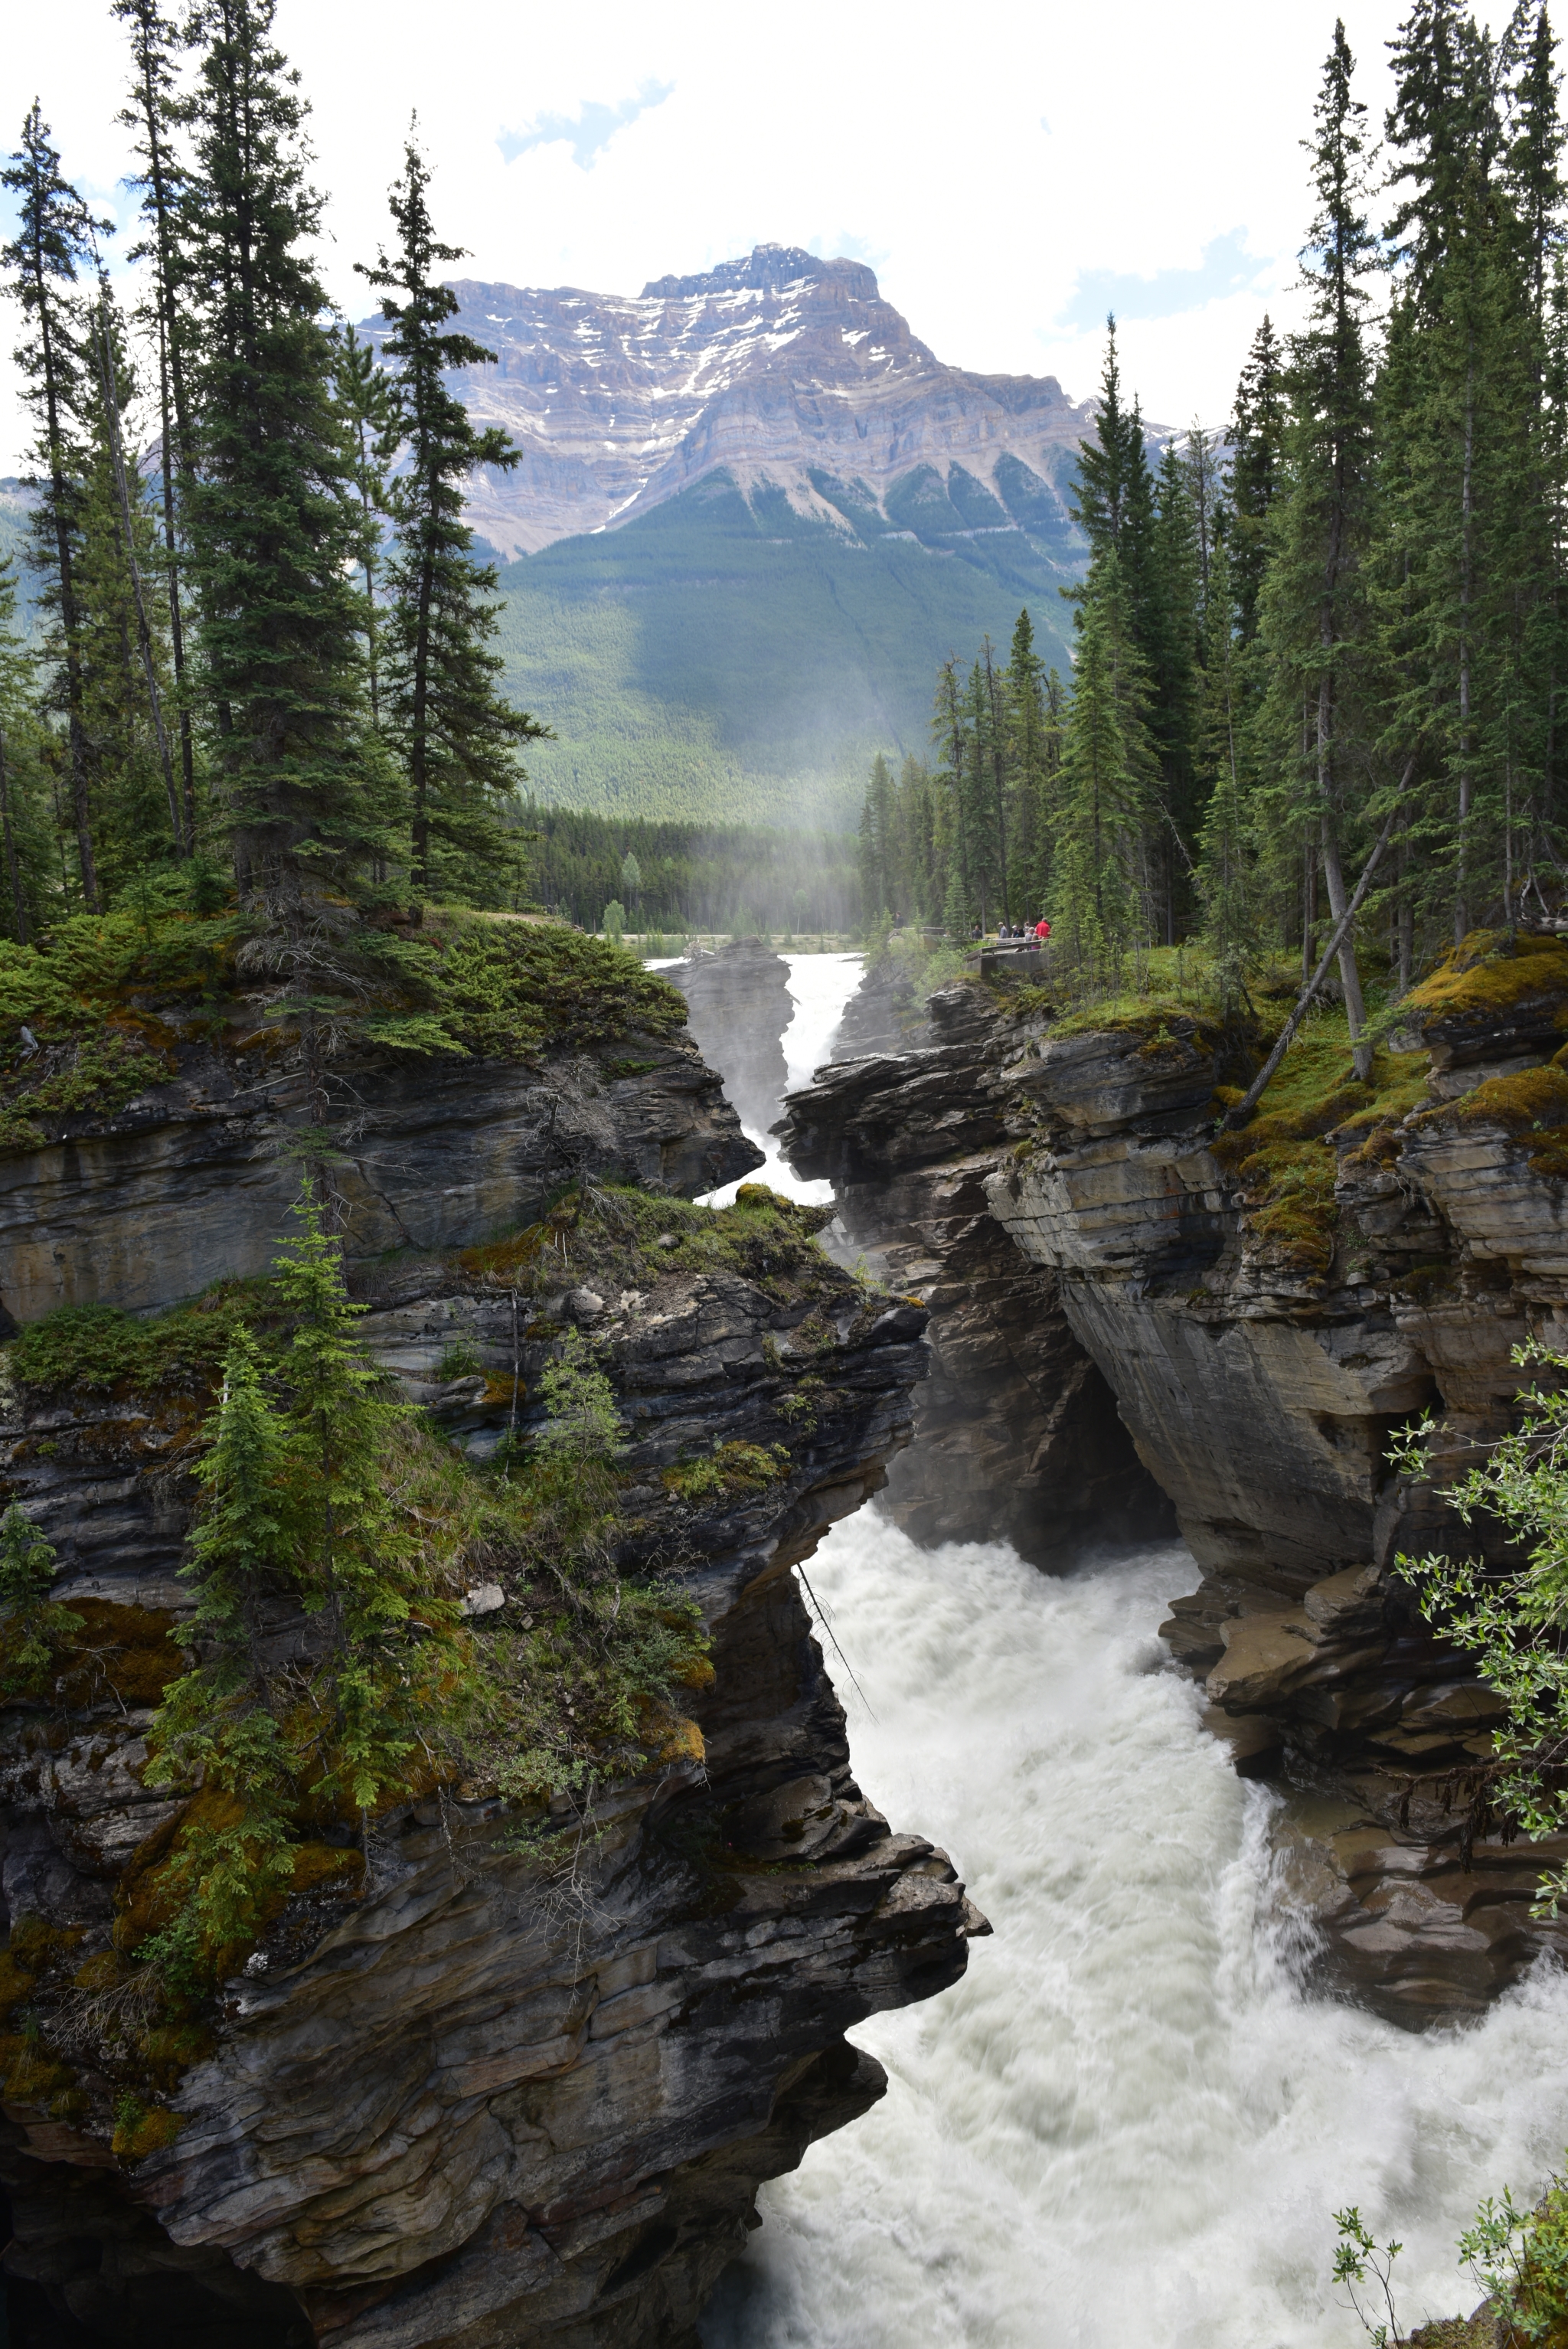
top-left (0, 0), bottom-right (1533, 472)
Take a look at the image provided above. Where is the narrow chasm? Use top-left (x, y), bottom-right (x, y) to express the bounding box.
top-left (694, 937), bottom-right (1568, 2349)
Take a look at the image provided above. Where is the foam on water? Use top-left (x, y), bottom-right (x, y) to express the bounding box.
top-left (700, 1513), bottom-right (1568, 2349)
top-left (699, 951), bottom-right (862, 1207)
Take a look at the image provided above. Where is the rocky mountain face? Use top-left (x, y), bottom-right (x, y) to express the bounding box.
top-left (779, 950), bottom-right (1568, 2027)
top-left (366, 245), bottom-right (1093, 564)
top-left (0, 989), bottom-right (982, 2345)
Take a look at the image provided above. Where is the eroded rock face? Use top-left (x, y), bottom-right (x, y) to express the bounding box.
top-left (0, 1237), bottom-right (983, 2346)
top-left (780, 955), bottom-right (1568, 2022)
top-left (0, 1024), bottom-right (759, 1328)
top-left (0, 969), bottom-right (984, 2344)
top-left (777, 984), bottom-right (1171, 1560)
top-left (661, 943), bottom-right (792, 1142)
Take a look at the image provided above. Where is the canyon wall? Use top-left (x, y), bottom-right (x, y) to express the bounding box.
top-left (0, 982), bottom-right (982, 2346)
top-left (661, 943), bottom-right (791, 1143)
top-left (782, 946), bottom-right (1568, 2024)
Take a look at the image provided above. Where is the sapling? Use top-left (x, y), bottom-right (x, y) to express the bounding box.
top-left (1333, 2207), bottom-right (1407, 2346)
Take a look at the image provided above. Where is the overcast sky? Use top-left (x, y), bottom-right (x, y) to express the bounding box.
top-left (0, 0), bottom-right (1529, 473)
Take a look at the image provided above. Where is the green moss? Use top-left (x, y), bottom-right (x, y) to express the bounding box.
top-left (456, 1178), bottom-right (843, 1308)
top-left (662, 1441), bottom-right (789, 1501)
top-left (1402, 926), bottom-right (1568, 1024)
top-left (1410, 1062), bottom-right (1568, 1180)
top-left (370, 914), bottom-right (688, 1060)
top-left (0, 1025), bottom-right (178, 1155)
top-left (1212, 1011), bottom-right (1434, 1271)
top-left (0, 910), bottom-right (685, 1156)
top-left (8, 1284), bottom-right (273, 1395)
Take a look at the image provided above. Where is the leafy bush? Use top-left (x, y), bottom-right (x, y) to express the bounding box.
top-left (1390, 1338), bottom-right (1568, 1909)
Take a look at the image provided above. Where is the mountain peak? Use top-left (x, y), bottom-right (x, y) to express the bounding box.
top-left (639, 242), bottom-right (879, 303)
top-left (381, 253), bottom-right (1094, 560)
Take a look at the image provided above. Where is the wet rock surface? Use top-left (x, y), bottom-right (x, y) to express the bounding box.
top-left (661, 943), bottom-right (792, 1143)
top-left (0, 983), bottom-right (982, 2344)
top-left (777, 979), bottom-right (1171, 1560)
top-left (780, 950), bottom-right (1568, 2024)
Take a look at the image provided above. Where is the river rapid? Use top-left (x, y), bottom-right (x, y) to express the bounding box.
top-left (691, 952), bottom-right (1568, 2347)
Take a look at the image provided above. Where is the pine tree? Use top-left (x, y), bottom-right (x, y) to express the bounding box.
top-left (1005, 607), bottom-right (1054, 918)
top-left (1194, 537), bottom-right (1259, 1008)
top-left (0, 559), bottom-right (51, 942)
top-left (1228, 316), bottom-right (1287, 650)
top-left (858, 751), bottom-right (895, 923)
top-left (180, 0), bottom-right (384, 931)
top-left (2, 104), bottom-right (112, 910)
top-left (1261, 20), bottom-right (1381, 1076)
top-left (116, 0), bottom-right (200, 848)
top-left (358, 135), bottom-right (548, 897)
top-left (83, 273), bottom-right (185, 864)
top-left (1050, 556), bottom-right (1154, 984)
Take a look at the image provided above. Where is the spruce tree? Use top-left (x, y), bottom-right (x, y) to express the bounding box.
top-left (83, 274), bottom-right (184, 863)
top-left (358, 136), bottom-right (548, 897)
top-left (116, 0), bottom-right (199, 846)
top-left (1227, 317), bottom-right (1286, 651)
top-left (179, 0), bottom-right (384, 930)
top-left (858, 751), bottom-right (895, 923)
top-left (1050, 556), bottom-right (1155, 984)
top-left (1194, 536), bottom-right (1259, 1008)
top-left (333, 321), bottom-right (400, 731)
top-left (2, 105), bottom-right (111, 910)
top-left (0, 559), bottom-right (50, 942)
top-left (1005, 607), bottom-right (1054, 918)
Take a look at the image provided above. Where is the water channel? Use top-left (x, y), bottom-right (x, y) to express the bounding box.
top-left (686, 951), bottom-right (1568, 2347)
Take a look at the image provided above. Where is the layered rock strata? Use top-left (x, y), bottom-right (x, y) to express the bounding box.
top-left (660, 944), bottom-right (792, 1143)
top-left (785, 955), bottom-right (1568, 2024)
top-left (778, 985), bottom-right (1171, 1562)
top-left (0, 1014), bottom-right (760, 1330)
top-left (0, 1013), bottom-right (982, 2341)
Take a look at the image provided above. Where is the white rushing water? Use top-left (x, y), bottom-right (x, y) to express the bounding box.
top-left (697, 951), bottom-right (863, 1208)
top-left (684, 943), bottom-right (1568, 2341)
top-left (699, 1516), bottom-right (1568, 2349)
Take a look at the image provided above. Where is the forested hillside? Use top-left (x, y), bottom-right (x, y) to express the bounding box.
top-left (489, 459), bottom-right (1081, 831)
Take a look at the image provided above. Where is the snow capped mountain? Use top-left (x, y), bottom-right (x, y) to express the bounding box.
top-left (364, 242), bottom-right (1096, 562)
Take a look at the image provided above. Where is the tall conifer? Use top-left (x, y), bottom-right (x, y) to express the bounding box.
top-left (359, 136), bottom-right (547, 896)
top-left (180, 0), bottom-right (383, 931)
top-left (2, 106), bottom-right (111, 910)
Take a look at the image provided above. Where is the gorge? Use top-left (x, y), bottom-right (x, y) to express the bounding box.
top-left (6, 926), bottom-right (1568, 2347)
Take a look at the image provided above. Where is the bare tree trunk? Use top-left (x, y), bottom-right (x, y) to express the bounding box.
top-left (0, 724), bottom-right (27, 942)
top-left (1455, 346), bottom-right (1475, 943)
top-left (1316, 673), bottom-right (1372, 1080)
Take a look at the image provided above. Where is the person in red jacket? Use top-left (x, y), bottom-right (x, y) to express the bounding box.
top-left (1034, 917), bottom-right (1050, 943)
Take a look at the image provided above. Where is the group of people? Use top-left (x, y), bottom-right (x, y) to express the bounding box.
top-left (991, 918), bottom-right (1051, 946)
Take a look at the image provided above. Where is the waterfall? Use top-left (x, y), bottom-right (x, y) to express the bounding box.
top-left (700, 1515), bottom-right (1568, 2347)
top-left (699, 950), bottom-right (863, 1207)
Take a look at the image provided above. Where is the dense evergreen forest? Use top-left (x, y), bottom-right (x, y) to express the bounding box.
top-left (521, 802), bottom-right (859, 938)
top-left (862, 2), bottom-right (1568, 1071)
